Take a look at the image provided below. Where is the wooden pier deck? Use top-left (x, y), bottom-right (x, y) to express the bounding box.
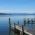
top-left (11, 24), bottom-right (32, 35)
top-left (9, 18), bottom-right (33, 35)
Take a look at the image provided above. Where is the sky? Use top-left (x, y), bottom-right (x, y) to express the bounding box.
top-left (0, 0), bottom-right (35, 13)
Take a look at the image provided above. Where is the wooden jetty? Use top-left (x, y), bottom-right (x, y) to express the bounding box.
top-left (9, 18), bottom-right (33, 35)
top-left (11, 23), bottom-right (32, 35)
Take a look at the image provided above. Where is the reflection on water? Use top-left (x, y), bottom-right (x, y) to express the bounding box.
top-left (0, 15), bottom-right (35, 35)
top-left (10, 31), bottom-right (17, 35)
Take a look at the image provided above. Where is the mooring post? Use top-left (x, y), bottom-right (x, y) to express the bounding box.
top-left (14, 23), bottom-right (16, 35)
top-left (14, 23), bottom-right (15, 30)
top-left (18, 21), bottom-right (19, 25)
top-left (9, 18), bottom-right (11, 35)
top-left (27, 18), bottom-right (30, 26)
top-left (22, 25), bottom-right (24, 35)
top-left (20, 25), bottom-right (23, 35)
top-left (24, 19), bottom-right (26, 26)
top-left (31, 19), bottom-right (33, 29)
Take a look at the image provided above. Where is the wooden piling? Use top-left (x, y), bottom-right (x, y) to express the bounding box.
top-left (31, 19), bottom-right (33, 29)
top-left (20, 25), bottom-right (24, 35)
top-left (14, 23), bottom-right (16, 31)
top-left (14, 23), bottom-right (16, 35)
top-left (18, 21), bottom-right (19, 25)
top-left (24, 19), bottom-right (26, 26)
top-left (22, 25), bottom-right (24, 35)
top-left (9, 18), bottom-right (11, 35)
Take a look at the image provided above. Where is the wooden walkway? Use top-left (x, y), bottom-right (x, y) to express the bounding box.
top-left (9, 18), bottom-right (33, 35)
top-left (11, 24), bottom-right (32, 35)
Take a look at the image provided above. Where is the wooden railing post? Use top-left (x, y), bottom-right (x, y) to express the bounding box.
top-left (14, 23), bottom-right (15, 29)
top-left (24, 19), bottom-right (26, 26)
top-left (31, 19), bottom-right (33, 29)
top-left (18, 21), bottom-right (19, 25)
top-left (22, 25), bottom-right (24, 35)
top-left (14, 23), bottom-right (16, 35)
top-left (9, 18), bottom-right (11, 35)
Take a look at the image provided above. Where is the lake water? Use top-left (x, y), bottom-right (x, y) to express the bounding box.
top-left (0, 15), bottom-right (35, 35)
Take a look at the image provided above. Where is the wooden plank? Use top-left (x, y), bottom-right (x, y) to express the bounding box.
top-left (15, 25), bottom-right (22, 31)
top-left (24, 30), bottom-right (32, 35)
top-left (12, 25), bottom-right (33, 35)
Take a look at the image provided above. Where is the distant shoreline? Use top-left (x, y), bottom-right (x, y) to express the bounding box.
top-left (0, 13), bottom-right (35, 15)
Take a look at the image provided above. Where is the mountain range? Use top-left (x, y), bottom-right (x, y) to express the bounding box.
top-left (0, 13), bottom-right (35, 15)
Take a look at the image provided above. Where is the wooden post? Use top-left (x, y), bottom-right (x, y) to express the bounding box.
top-left (24, 19), bottom-right (26, 26)
top-left (27, 18), bottom-right (30, 27)
top-left (22, 25), bottom-right (24, 35)
top-left (14, 23), bottom-right (16, 35)
top-left (18, 21), bottom-right (19, 25)
top-left (9, 18), bottom-right (11, 35)
top-left (31, 19), bottom-right (33, 29)
top-left (14, 23), bottom-right (15, 30)
top-left (20, 25), bottom-right (24, 35)
top-left (20, 31), bottom-right (22, 35)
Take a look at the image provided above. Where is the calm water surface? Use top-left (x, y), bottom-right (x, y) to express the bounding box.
top-left (0, 15), bottom-right (35, 35)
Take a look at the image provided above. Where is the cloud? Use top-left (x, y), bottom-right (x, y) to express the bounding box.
top-left (0, 9), bottom-right (35, 14)
top-left (0, 10), bottom-right (10, 13)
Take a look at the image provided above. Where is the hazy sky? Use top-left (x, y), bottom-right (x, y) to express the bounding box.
top-left (0, 0), bottom-right (35, 13)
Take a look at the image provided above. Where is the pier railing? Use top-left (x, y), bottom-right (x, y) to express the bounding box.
top-left (9, 18), bottom-right (35, 35)
top-left (24, 18), bottom-right (35, 29)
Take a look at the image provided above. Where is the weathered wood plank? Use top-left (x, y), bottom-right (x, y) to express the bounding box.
top-left (12, 25), bottom-right (32, 35)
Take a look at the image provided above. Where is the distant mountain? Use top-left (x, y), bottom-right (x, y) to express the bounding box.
top-left (0, 13), bottom-right (35, 15)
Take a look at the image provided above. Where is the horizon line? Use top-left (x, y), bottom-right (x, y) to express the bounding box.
top-left (0, 13), bottom-right (35, 15)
